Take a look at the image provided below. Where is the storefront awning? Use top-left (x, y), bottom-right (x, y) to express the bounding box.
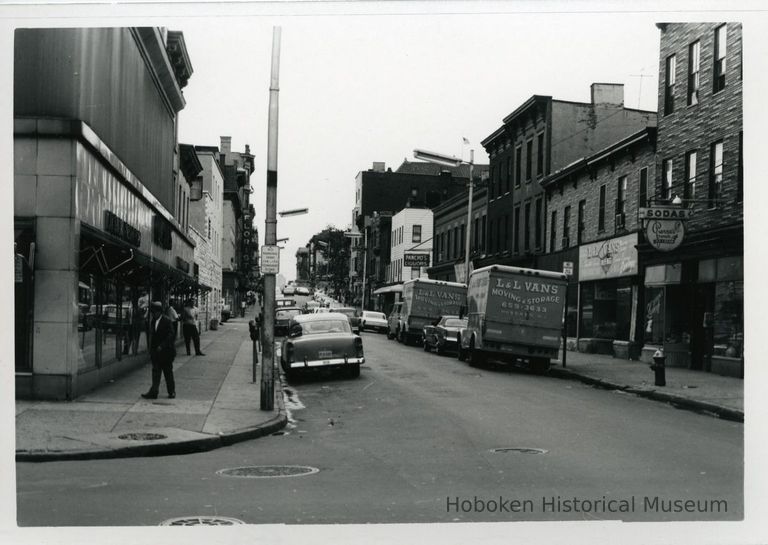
top-left (373, 284), bottom-right (403, 295)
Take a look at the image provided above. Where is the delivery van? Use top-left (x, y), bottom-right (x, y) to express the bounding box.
top-left (393, 278), bottom-right (467, 345)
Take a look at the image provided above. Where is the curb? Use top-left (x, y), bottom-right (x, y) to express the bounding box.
top-left (16, 375), bottom-right (289, 463)
top-left (548, 367), bottom-right (743, 423)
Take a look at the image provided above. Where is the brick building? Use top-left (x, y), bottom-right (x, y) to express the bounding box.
top-left (428, 185), bottom-right (488, 282)
top-left (479, 84), bottom-right (656, 271)
top-left (542, 127), bottom-right (657, 356)
top-left (637, 23), bottom-right (743, 376)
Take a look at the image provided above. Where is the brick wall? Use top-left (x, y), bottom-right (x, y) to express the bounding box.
top-left (656, 22), bottom-right (743, 234)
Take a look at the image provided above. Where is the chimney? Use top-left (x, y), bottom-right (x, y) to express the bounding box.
top-left (220, 136), bottom-right (232, 155)
top-left (372, 162), bottom-right (386, 172)
top-left (245, 144), bottom-right (250, 155)
top-left (591, 83), bottom-right (624, 106)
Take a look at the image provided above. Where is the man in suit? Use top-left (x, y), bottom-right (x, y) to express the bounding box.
top-left (142, 301), bottom-right (177, 399)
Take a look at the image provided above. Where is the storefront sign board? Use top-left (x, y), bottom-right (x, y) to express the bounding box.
top-left (579, 233), bottom-right (638, 282)
top-left (645, 218), bottom-right (685, 252)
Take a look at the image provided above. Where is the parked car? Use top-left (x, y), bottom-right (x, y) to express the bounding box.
top-left (274, 307), bottom-right (302, 337)
top-left (334, 307), bottom-right (362, 334)
top-left (282, 285), bottom-right (296, 296)
top-left (423, 315), bottom-right (468, 354)
top-left (280, 312), bottom-right (365, 381)
top-left (387, 302), bottom-right (403, 340)
top-left (360, 311), bottom-right (388, 333)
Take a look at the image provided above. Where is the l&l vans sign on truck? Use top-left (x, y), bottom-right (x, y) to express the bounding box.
top-left (459, 265), bottom-right (568, 371)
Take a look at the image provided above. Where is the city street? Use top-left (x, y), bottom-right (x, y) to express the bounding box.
top-left (16, 332), bottom-right (743, 525)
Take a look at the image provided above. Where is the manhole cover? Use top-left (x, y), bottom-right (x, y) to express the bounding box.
top-left (491, 447), bottom-right (548, 455)
top-left (160, 516), bottom-right (245, 526)
top-left (118, 432), bottom-right (167, 441)
top-left (217, 465), bottom-right (319, 478)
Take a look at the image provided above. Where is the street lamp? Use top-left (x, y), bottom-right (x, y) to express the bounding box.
top-left (413, 147), bottom-right (474, 282)
top-left (278, 207), bottom-right (309, 217)
top-left (276, 237), bottom-right (289, 243)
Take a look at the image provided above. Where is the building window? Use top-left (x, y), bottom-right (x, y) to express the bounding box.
top-left (684, 150), bottom-right (697, 200)
top-left (496, 221), bottom-right (502, 254)
top-left (577, 200), bottom-right (586, 244)
top-left (688, 40), bottom-right (700, 105)
top-left (412, 224), bottom-right (422, 243)
top-left (549, 211), bottom-right (557, 252)
top-left (524, 202), bottom-right (531, 252)
top-left (504, 214), bottom-right (510, 251)
top-left (709, 140), bottom-right (724, 208)
top-left (714, 24), bottom-right (727, 93)
top-left (537, 133), bottom-right (544, 177)
top-left (513, 206), bottom-right (521, 254)
top-left (208, 218), bottom-right (211, 239)
top-left (598, 185), bottom-right (606, 232)
top-left (737, 131), bottom-right (743, 202)
top-left (562, 205), bottom-right (571, 249)
top-left (525, 139), bottom-right (533, 182)
top-left (663, 158), bottom-right (674, 200)
top-left (534, 197), bottom-right (542, 250)
top-left (489, 166), bottom-right (496, 198)
top-left (488, 219), bottom-right (495, 253)
top-left (454, 226), bottom-right (460, 257)
top-left (460, 224), bottom-right (465, 256)
top-left (515, 146), bottom-right (522, 187)
top-left (446, 230), bottom-right (452, 259)
top-left (664, 54), bottom-right (676, 115)
top-left (481, 215), bottom-right (486, 251)
top-left (506, 156), bottom-right (512, 192)
top-left (616, 175), bottom-right (627, 231)
top-left (638, 167), bottom-right (649, 207)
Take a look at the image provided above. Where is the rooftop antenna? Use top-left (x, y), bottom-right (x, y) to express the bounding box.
top-left (629, 70), bottom-right (654, 109)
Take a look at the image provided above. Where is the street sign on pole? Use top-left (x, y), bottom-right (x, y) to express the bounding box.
top-left (261, 245), bottom-right (280, 274)
top-left (563, 261), bottom-right (574, 277)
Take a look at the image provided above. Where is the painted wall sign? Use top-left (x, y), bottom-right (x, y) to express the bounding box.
top-left (104, 210), bottom-right (142, 247)
top-left (579, 232), bottom-right (638, 281)
top-left (645, 218), bottom-right (685, 252)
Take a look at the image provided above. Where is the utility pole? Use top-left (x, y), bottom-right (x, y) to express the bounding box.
top-left (261, 26), bottom-right (281, 411)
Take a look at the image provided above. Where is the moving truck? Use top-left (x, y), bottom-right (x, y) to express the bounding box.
top-left (391, 278), bottom-right (467, 345)
top-left (458, 265), bottom-right (567, 371)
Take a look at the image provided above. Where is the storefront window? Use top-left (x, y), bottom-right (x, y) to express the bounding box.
top-left (663, 285), bottom-right (692, 345)
top-left (713, 280), bottom-right (743, 358)
top-left (566, 282), bottom-right (577, 337)
top-left (78, 273), bottom-right (97, 370)
top-left (644, 287), bottom-right (665, 345)
top-left (579, 279), bottom-right (632, 340)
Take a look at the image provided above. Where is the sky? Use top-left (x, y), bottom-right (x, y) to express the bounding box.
top-left (174, 10), bottom-right (662, 280)
top-left (2, 2), bottom-right (768, 544)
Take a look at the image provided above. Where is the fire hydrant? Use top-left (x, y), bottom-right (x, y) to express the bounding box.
top-left (650, 348), bottom-right (666, 387)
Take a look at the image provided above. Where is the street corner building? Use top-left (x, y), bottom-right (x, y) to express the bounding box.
top-left (13, 27), bottom-right (204, 400)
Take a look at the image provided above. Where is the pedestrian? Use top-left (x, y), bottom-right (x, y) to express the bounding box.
top-left (142, 301), bottom-right (177, 399)
top-left (182, 299), bottom-right (204, 356)
top-left (167, 298), bottom-right (180, 340)
top-left (240, 300), bottom-right (246, 317)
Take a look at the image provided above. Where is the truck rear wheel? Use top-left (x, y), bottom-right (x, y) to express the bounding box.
top-left (467, 338), bottom-right (485, 368)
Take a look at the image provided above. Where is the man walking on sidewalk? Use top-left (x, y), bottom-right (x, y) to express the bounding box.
top-left (182, 299), bottom-right (205, 356)
top-left (142, 301), bottom-right (177, 399)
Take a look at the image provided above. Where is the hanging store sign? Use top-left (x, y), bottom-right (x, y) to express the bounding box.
top-left (404, 253), bottom-right (430, 268)
top-left (645, 218), bottom-right (685, 252)
top-left (579, 233), bottom-right (638, 282)
top-left (639, 206), bottom-right (691, 220)
top-left (104, 211), bottom-right (142, 247)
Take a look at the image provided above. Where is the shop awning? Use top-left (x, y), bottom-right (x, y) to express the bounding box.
top-left (373, 284), bottom-right (403, 295)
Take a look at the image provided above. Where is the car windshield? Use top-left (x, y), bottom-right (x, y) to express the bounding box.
top-left (364, 312), bottom-right (385, 320)
top-left (444, 318), bottom-right (467, 328)
top-left (276, 309), bottom-right (302, 320)
top-left (292, 319), bottom-right (352, 336)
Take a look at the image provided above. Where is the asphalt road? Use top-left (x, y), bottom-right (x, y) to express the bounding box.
top-left (16, 332), bottom-right (743, 525)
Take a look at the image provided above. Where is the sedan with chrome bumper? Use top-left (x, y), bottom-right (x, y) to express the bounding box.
top-left (423, 315), bottom-right (467, 355)
top-left (280, 312), bottom-right (365, 381)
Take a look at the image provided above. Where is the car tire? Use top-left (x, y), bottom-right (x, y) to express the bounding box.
top-left (423, 338), bottom-right (431, 352)
top-left (436, 343), bottom-right (444, 356)
top-left (347, 363), bottom-right (360, 378)
top-left (396, 328), bottom-right (403, 343)
top-left (387, 330), bottom-right (394, 340)
top-left (285, 367), bottom-right (299, 382)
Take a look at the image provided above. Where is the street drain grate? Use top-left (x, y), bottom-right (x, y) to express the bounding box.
top-left (491, 447), bottom-right (548, 455)
top-left (217, 465), bottom-right (319, 478)
top-left (118, 432), bottom-right (167, 441)
top-left (160, 516), bottom-right (245, 526)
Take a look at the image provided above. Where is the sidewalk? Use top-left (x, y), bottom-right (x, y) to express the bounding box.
top-left (16, 316), bottom-right (287, 462)
top-left (549, 349), bottom-right (743, 422)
